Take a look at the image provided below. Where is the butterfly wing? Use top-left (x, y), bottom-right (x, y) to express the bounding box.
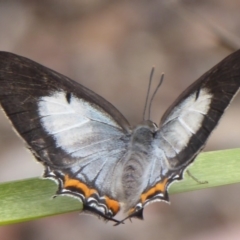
top-left (0, 52), bottom-right (131, 221)
top-left (135, 50), bottom-right (240, 212)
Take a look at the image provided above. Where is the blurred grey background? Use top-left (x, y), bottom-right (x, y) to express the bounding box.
top-left (0, 0), bottom-right (240, 239)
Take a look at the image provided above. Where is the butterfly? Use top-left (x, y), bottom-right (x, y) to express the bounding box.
top-left (0, 50), bottom-right (239, 225)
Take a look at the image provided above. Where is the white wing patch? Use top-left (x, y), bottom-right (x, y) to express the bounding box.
top-left (159, 88), bottom-right (212, 155)
top-left (37, 91), bottom-right (124, 157)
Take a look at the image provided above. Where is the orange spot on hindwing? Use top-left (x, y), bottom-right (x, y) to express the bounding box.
top-left (63, 175), bottom-right (120, 215)
top-left (104, 196), bottom-right (120, 214)
top-left (140, 178), bottom-right (168, 203)
top-left (64, 175), bottom-right (97, 197)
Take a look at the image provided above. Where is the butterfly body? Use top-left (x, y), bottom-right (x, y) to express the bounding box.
top-left (0, 50), bottom-right (240, 224)
top-left (118, 121), bottom-right (161, 211)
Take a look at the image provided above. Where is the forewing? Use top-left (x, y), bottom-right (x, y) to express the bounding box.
top-left (0, 52), bottom-right (130, 164)
top-left (156, 50), bottom-right (240, 171)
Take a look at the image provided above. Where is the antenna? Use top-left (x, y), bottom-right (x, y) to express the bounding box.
top-left (148, 73), bottom-right (164, 120)
top-left (143, 66), bottom-right (155, 120)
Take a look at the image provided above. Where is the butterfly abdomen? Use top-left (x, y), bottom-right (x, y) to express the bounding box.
top-left (121, 124), bottom-right (157, 210)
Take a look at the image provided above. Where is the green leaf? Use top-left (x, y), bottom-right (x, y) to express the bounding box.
top-left (0, 148), bottom-right (240, 225)
top-left (0, 177), bottom-right (81, 225)
top-left (170, 148), bottom-right (240, 193)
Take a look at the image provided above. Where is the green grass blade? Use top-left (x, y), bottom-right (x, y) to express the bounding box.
top-left (1, 148), bottom-right (240, 225)
top-left (170, 148), bottom-right (240, 193)
top-left (0, 178), bottom-right (81, 225)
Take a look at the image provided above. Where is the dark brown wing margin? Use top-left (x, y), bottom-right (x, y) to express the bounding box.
top-left (160, 50), bottom-right (240, 167)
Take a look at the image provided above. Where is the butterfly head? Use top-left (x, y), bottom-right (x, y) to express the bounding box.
top-left (135, 120), bottom-right (158, 132)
